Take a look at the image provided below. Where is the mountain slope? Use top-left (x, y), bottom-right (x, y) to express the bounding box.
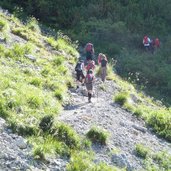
top-left (59, 76), bottom-right (171, 171)
top-left (0, 7), bottom-right (171, 171)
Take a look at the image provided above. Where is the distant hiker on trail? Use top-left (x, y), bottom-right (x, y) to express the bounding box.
top-left (98, 53), bottom-right (108, 65)
top-left (85, 42), bottom-right (94, 61)
top-left (154, 38), bottom-right (160, 48)
top-left (98, 53), bottom-right (103, 65)
top-left (100, 54), bottom-right (108, 82)
top-left (75, 59), bottom-right (85, 89)
top-left (85, 59), bottom-right (95, 73)
top-left (143, 35), bottom-right (151, 51)
top-left (85, 69), bottom-right (95, 103)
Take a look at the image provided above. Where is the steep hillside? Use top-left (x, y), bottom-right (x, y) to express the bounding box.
top-left (3, 0), bottom-right (171, 104)
top-left (0, 7), bottom-right (171, 171)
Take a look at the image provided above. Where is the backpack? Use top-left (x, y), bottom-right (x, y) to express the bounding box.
top-left (101, 59), bottom-right (107, 67)
top-left (85, 74), bottom-right (94, 84)
top-left (143, 36), bottom-right (148, 44)
top-left (86, 43), bottom-right (93, 52)
top-left (75, 62), bottom-right (82, 72)
top-left (86, 61), bottom-right (95, 71)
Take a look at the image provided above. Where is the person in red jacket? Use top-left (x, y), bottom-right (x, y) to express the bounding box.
top-left (85, 43), bottom-right (94, 61)
top-left (154, 38), bottom-right (160, 48)
top-left (85, 59), bottom-right (95, 73)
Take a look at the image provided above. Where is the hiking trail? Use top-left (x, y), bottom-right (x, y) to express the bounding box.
top-left (58, 74), bottom-right (171, 170)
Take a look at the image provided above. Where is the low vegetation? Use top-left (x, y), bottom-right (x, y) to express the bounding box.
top-left (135, 144), bottom-right (171, 170)
top-left (86, 127), bottom-right (109, 145)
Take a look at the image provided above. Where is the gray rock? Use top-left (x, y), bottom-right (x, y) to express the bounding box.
top-left (15, 136), bottom-right (27, 149)
top-left (132, 125), bottom-right (147, 133)
top-left (111, 154), bottom-right (132, 171)
top-left (25, 54), bottom-right (36, 62)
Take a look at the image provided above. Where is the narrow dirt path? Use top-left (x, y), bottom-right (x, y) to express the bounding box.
top-left (58, 77), bottom-right (171, 170)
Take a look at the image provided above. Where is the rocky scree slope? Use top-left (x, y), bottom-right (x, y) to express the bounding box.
top-left (59, 75), bottom-right (171, 170)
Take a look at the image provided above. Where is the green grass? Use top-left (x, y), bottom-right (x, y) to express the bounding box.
top-left (113, 73), bottom-right (171, 142)
top-left (114, 92), bottom-right (129, 106)
top-left (135, 144), bottom-right (150, 159)
top-left (52, 123), bottom-right (80, 149)
top-left (0, 10), bottom-right (81, 162)
top-left (86, 127), bottom-right (109, 145)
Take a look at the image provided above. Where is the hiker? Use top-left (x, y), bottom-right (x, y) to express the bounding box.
top-left (100, 54), bottom-right (108, 82)
top-left (98, 53), bottom-right (108, 65)
top-left (98, 53), bottom-right (103, 65)
top-left (85, 59), bottom-right (95, 73)
top-left (85, 69), bottom-right (95, 103)
top-left (149, 38), bottom-right (155, 54)
top-left (143, 35), bottom-right (151, 51)
top-left (75, 59), bottom-right (85, 89)
top-left (85, 42), bottom-right (94, 61)
top-left (154, 38), bottom-right (160, 48)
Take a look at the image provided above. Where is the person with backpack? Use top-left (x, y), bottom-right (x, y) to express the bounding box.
top-left (98, 53), bottom-right (103, 65)
top-left (100, 54), bottom-right (108, 82)
top-left (85, 69), bottom-right (95, 103)
top-left (143, 35), bottom-right (151, 51)
top-left (85, 59), bottom-right (95, 73)
top-left (75, 59), bottom-right (85, 89)
top-left (85, 42), bottom-right (94, 61)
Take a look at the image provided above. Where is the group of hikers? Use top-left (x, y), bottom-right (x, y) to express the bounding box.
top-left (142, 35), bottom-right (160, 53)
top-left (75, 42), bottom-right (108, 103)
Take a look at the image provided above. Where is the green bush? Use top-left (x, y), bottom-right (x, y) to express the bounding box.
top-left (86, 127), bottom-right (108, 145)
top-left (27, 95), bottom-right (42, 108)
top-left (0, 99), bottom-right (8, 119)
top-left (26, 17), bottom-right (41, 33)
top-left (66, 151), bottom-right (93, 171)
top-left (0, 19), bottom-right (7, 30)
top-left (133, 108), bottom-right (143, 117)
top-left (39, 115), bottom-right (54, 132)
top-left (9, 122), bottom-right (37, 136)
top-left (53, 123), bottom-right (80, 149)
top-left (33, 146), bottom-right (45, 160)
top-left (135, 144), bottom-right (149, 159)
top-left (54, 89), bottom-right (63, 102)
top-left (147, 111), bottom-right (171, 142)
top-left (30, 78), bottom-right (42, 87)
top-left (53, 55), bottom-right (65, 66)
top-left (114, 92), bottom-right (128, 106)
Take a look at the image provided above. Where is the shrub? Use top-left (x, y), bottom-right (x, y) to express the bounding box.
top-left (0, 19), bottom-right (7, 30)
top-left (30, 78), bottom-right (42, 87)
top-left (153, 151), bottom-right (171, 170)
top-left (133, 108), bottom-right (143, 117)
top-left (0, 99), bottom-right (8, 119)
top-left (53, 123), bottom-right (80, 149)
top-left (147, 111), bottom-right (171, 141)
top-left (53, 55), bottom-right (65, 66)
top-left (114, 92), bottom-right (128, 106)
top-left (26, 17), bottom-right (41, 33)
top-left (86, 127), bottom-right (108, 145)
top-left (57, 65), bottom-right (68, 75)
top-left (66, 151), bottom-right (117, 171)
top-left (27, 95), bottom-right (42, 108)
top-left (39, 115), bottom-right (54, 132)
top-left (135, 144), bottom-right (149, 159)
top-left (9, 122), bottom-right (37, 136)
top-left (66, 151), bottom-right (93, 171)
top-left (33, 146), bottom-right (45, 160)
top-left (81, 138), bottom-right (92, 149)
top-left (54, 89), bottom-right (63, 102)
